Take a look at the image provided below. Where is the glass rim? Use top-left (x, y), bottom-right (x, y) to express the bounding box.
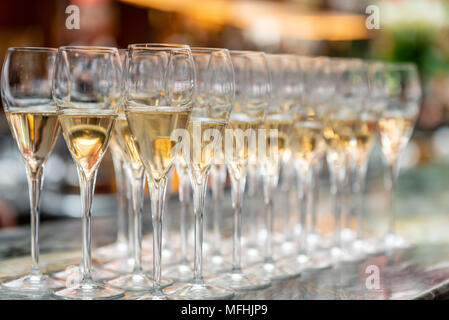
top-left (229, 50), bottom-right (265, 56)
top-left (58, 46), bottom-right (119, 54)
top-left (265, 53), bottom-right (297, 59)
top-left (190, 47), bottom-right (229, 53)
top-left (128, 43), bottom-right (190, 51)
top-left (7, 47), bottom-right (57, 53)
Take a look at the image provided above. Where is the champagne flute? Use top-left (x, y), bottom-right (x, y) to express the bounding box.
top-left (108, 48), bottom-right (172, 291)
top-left (245, 53), bottom-right (298, 281)
top-left (125, 44), bottom-right (194, 299)
top-left (53, 46), bottom-right (123, 299)
top-left (97, 49), bottom-right (131, 263)
top-left (282, 56), bottom-right (331, 272)
top-left (378, 63), bottom-right (421, 250)
top-left (214, 50), bottom-right (274, 288)
top-left (1, 47), bottom-right (63, 294)
top-left (324, 58), bottom-right (370, 263)
top-left (168, 47), bottom-right (235, 299)
top-left (348, 61), bottom-right (387, 255)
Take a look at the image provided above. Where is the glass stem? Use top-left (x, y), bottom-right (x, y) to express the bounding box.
top-left (191, 171), bottom-right (209, 284)
top-left (281, 161), bottom-right (293, 241)
top-left (229, 171), bottom-right (246, 272)
top-left (149, 176), bottom-right (168, 289)
top-left (310, 158), bottom-right (321, 234)
top-left (344, 160), bottom-right (354, 229)
top-left (328, 156), bottom-right (346, 249)
top-left (178, 171), bottom-right (190, 263)
top-left (77, 167), bottom-right (97, 282)
top-left (294, 160), bottom-right (311, 255)
top-left (211, 164), bottom-right (225, 256)
top-left (354, 161), bottom-right (368, 240)
top-left (112, 155), bottom-right (127, 245)
top-left (262, 173), bottom-right (276, 263)
top-left (26, 165), bottom-right (44, 276)
top-left (247, 164), bottom-right (259, 245)
top-left (130, 168), bottom-right (145, 272)
top-left (386, 160), bottom-right (399, 235)
top-left (126, 174), bottom-right (134, 262)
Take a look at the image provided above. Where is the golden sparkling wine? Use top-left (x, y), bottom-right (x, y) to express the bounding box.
top-left (324, 116), bottom-right (375, 151)
top-left (264, 118), bottom-right (293, 157)
top-left (225, 120), bottom-right (261, 179)
top-left (353, 118), bottom-right (377, 163)
top-left (60, 114), bottom-right (116, 176)
top-left (187, 118), bottom-right (226, 180)
top-left (6, 111), bottom-right (60, 171)
top-left (323, 118), bottom-right (357, 154)
top-left (126, 109), bottom-right (190, 182)
top-left (111, 116), bottom-right (142, 171)
top-left (378, 116), bottom-right (414, 164)
top-left (291, 120), bottom-right (324, 162)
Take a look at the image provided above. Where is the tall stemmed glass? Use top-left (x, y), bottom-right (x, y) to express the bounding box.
top-left (98, 49), bottom-right (131, 263)
top-left (378, 63), bottom-right (421, 250)
top-left (217, 51), bottom-right (278, 287)
top-left (324, 58), bottom-right (370, 263)
top-left (168, 47), bottom-right (235, 299)
top-left (243, 53), bottom-right (297, 281)
top-left (53, 46), bottom-right (123, 299)
top-left (284, 56), bottom-right (333, 272)
top-left (125, 44), bottom-right (193, 299)
top-left (349, 62), bottom-right (387, 255)
top-left (1, 47), bottom-right (63, 294)
top-left (108, 49), bottom-right (173, 291)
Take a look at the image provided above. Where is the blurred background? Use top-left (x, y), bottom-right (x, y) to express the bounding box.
top-left (0, 0), bottom-right (448, 245)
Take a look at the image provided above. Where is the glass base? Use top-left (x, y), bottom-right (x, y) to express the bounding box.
top-left (2, 273), bottom-right (64, 294)
top-left (307, 232), bottom-right (323, 250)
top-left (103, 258), bottom-right (134, 274)
top-left (341, 228), bottom-right (356, 244)
top-left (142, 250), bottom-right (181, 267)
top-left (308, 250), bottom-right (333, 271)
top-left (275, 239), bottom-right (297, 259)
top-left (54, 280), bottom-right (124, 300)
top-left (211, 270), bottom-right (271, 291)
top-left (53, 265), bottom-right (117, 281)
top-left (107, 272), bottom-right (156, 291)
top-left (203, 254), bottom-right (233, 276)
top-left (242, 245), bottom-right (263, 265)
top-left (137, 288), bottom-right (168, 300)
top-left (382, 233), bottom-right (414, 251)
top-left (95, 241), bottom-right (128, 261)
top-left (329, 246), bottom-right (365, 264)
top-left (167, 282), bottom-right (235, 300)
top-left (248, 260), bottom-right (298, 281)
top-left (281, 254), bottom-right (311, 275)
top-left (162, 262), bottom-right (193, 283)
top-left (350, 239), bottom-right (379, 257)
